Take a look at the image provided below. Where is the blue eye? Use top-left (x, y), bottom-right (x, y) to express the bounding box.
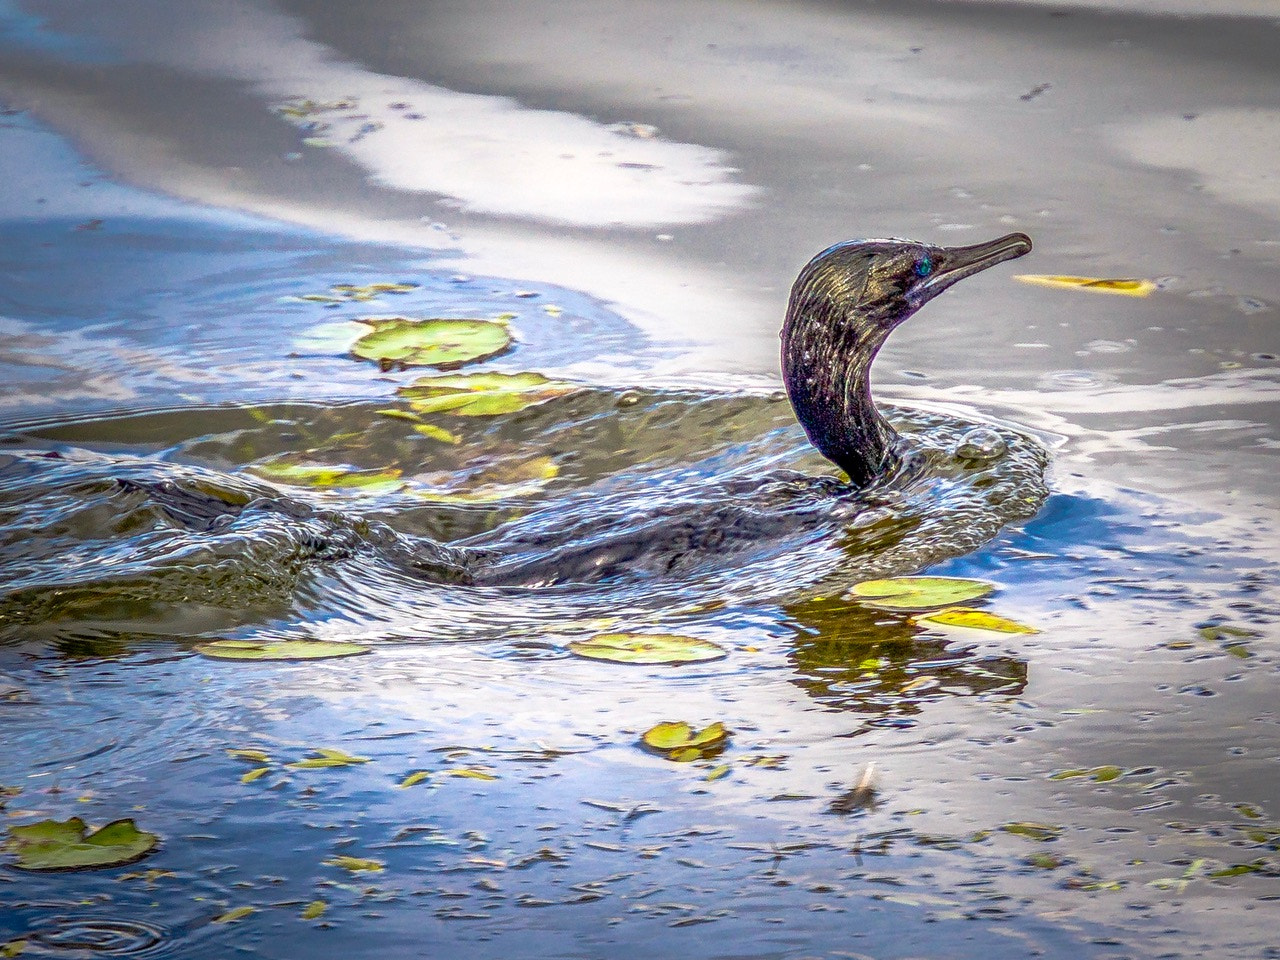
top-left (914, 257), bottom-right (933, 278)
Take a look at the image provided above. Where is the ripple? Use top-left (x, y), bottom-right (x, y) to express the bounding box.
top-left (26, 918), bottom-right (168, 958)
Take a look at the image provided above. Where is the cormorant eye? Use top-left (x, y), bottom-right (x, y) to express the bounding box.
top-left (914, 256), bottom-right (934, 278)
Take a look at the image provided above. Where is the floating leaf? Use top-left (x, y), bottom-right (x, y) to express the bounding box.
top-left (195, 640), bottom-right (370, 662)
top-left (227, 749), bottom-right (271, 763)
top-left (1014, 275), bottom-right (1156, 297)
top-left (212, 906), bottom-right (256, 924)
top-left (640, 720), bottom-right (729, 761)
top-left (642, 722), bottom-right (695, 751)
top-left (397, 371), bottom-right (581, 417)
top-left (1209, 862), bottom-right (1265, 878)
top-left (324, 855), bottom-right (384, 873)
top-left (1001, 821), bottom-right (1063, 842)
top-left (704, 764), bottom-right (731, 782)
top-left (301, 900), bottom-right (328, 920)
top-left (287, 748), bottom-right (370, 769)
top-left (350, 318), bottom-right (512, 371)
top-left (447, 768), bottom-right (498, 781)
top-left (248, 458), bottom-right (403, 491)
top-left (568, 633), bottom-right (728, 666)
top-left (850, 577), bottom-right (994, 611)
top-left (919, 607), bottom-right (1038, 634)
top-left (399, 771), bottom-right (430, 788)
top-left (4, 818), bottom-right (159, 871)
top-left (0, 940), bottom-right (26, 957)
top-left (240, 767), bottom-right (270, 784)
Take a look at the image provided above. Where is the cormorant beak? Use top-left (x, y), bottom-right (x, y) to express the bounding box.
top-left (912, 232), bottom-right (1032, 305)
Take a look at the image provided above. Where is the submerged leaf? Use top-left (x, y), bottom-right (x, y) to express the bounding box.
top-left (5, 818), bottom-right (159, 871)
top-left (919, 607), bottom-right (1038, 634)
top-left (397, 371), bottom-right (582, 417)
top-left (248, 458), bottom-right (403, 491)
top-left (850, 577), bottom-right (994, 611)
top-left (569, 633), bottom-right (729, 666)
top-left (1014, 275), bottom-right (1156, 297)
top-left (350, 318), bottom-right (512, 370)
top-left (1001, 821), bottom-right (1063, 842)
top-left (195, 640), bottom-right (369, 662)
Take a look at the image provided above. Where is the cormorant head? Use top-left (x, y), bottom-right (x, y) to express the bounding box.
top-left (787, 232), bottom-right (1033, 342)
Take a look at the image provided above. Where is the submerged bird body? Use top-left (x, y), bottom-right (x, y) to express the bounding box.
top-left (80, 233), bottom-right (1037, 592)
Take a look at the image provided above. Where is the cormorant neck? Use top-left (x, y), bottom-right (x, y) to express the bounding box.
top-left (781, 297), bottom-right (903, 488)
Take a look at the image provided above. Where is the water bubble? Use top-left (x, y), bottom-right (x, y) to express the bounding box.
top-left (955, 428), bottom-right (1007, 462)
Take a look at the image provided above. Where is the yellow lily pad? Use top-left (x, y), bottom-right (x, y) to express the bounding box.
top-left (919, 607), bottom-right (1039, 634)
top-left (640, 720), bottom-right (730, 761)
top-left (195, 640), bottom-right (370, 662)
top-left (287, 748), bottom-right (370, 769)
top-left (212, 906), bottom-right (256, 924)
top-left (397, 371), bottom-right (581, 417)
top-left (351, 317), bottom-right (512, 371)
top-left (568, 633), bottom-right (729, 666)
top-left (4, 818), bottom-right (159, 871)
top-left (850, 577), bottom-right (994, 611)
top-left (248, 458), bottom-right (403, 491)
top-left (324, 855), bottom-right (384, 873)
top-left (1014, 275), bottom-right (1156, 297)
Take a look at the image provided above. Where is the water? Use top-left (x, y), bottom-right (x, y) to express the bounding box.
top-left (2, 1), bottom-right (1279, 958)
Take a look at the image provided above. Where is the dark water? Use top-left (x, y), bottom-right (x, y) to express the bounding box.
top-left (2, 1), bottom-right (1279, 958)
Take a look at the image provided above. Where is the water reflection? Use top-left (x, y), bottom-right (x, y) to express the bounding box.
top-left (783, 595), bottom-right (1027, 719)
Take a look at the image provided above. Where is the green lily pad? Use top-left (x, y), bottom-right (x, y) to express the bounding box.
top-left (194, 640), bottom-right (370, 662)
top-left (325, 855), bottom-right (384, 873)
top-left (641, 720), bottom-right (730, 761)
top-left (642, 721), bottom-right (695, 751)
top-left (351, 318), bottom-right (512, 371)
top-left (919, 607), bottom-right (1038, 634)
top-left (850, 577), bottom-right (994, 611)
top-left (5, 818), bottom-right (159, 871)
top-left (396, 372), bottom-right (581, 417)
top-left (568, 633), bottom-right (728, 666)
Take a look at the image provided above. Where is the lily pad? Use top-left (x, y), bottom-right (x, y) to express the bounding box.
top-left (351, 318), bottom-right (512, 371)
top-left (568, 633), bottom-right (728, 666)
top-left (287, 748), bottom-right (370, 769)
top-left (194, 640), bottom-right (370, 662)
top-left (1001, 821), bottom-right (1063, 842)
top-left (850, 577), bottom-right (994, 612)
top-left (396, 371), bottom-right (581, 417)
top-left (1014, 275), bottom-right (1156, 297)
top-left (919, 607), bottom-right (1038, 634)
top-left (248, 458), bottom-right (403, 492)
top-left (641, 720), bottom-right (730, 761)
top-left (324, 855), bottom-right (384, 873)
top-left (5, 818), bottom-right (158, 871)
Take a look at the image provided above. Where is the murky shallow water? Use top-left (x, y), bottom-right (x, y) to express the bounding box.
top-left (2, 0), bottom-right (1279, 957)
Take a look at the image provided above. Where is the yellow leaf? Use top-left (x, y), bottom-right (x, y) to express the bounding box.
top-left (240, 767), bottom-right (270, 784)
top-left (324, 855), bottom-right (384, 873)
top-left (212, 906), bottom-right (256, 924)
top-left (399, 771), bottom-right (430, 788)
top-left (301, 900), bottom-right (327, 920)
top-left (704, 764), bottom-right (731, 782)
top-left (1014, 275), bottom-right (1155, 297)
top-left (447, 768), bottom-right (498, 781)
top-left (227, 749), bottom-right (271, 764)
top-left (919, 607), bottom-right (1039, 634)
